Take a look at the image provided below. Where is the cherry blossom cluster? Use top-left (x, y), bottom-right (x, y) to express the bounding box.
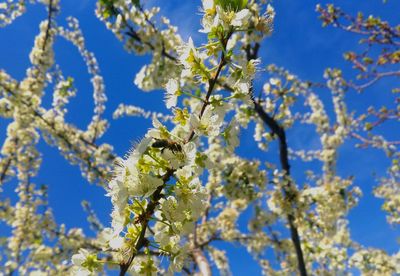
top-left (0, 0), bottom-right (398, 275)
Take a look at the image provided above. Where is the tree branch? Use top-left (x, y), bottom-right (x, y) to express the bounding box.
top-left (192, 248), bottom-right (211, 276)
top-left (246, 43), bottom-right (308, 276)
top-left (119, 169), bottom-right (174, 275)
top-left (186, 32), bottom-right (231, 142)
top-left (0, 152), bottom-right (14, 185)
top-left (42, 0), bottom-right (54, 51)
top-left (348, 70), bottom-right (400, 92)
top-left (1, 84), bottom-right (113, 182)
top-left (253, 102), bottom-right (307, 276)
top-left (119, 31), bottom-right (233, 275)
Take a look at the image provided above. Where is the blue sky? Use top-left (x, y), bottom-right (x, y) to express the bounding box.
top-left (0, 0), bottom-right (399, 274)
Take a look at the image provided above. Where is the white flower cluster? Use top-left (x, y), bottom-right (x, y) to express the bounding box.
top-left (0, 3), bottom-right (116, 272)
top-left (113, 103), bottom-right (172, 122)
top-left (58, 17), bottom-right (108, 141)
top-left (0, 1), bottom-right (27, 27)
top-left (96, 1), bottom-right (183, 91)
top-left (1, 0), bottom-right (399, 275)
top-left (101, 115), bottom-right (211, 273)
top-left (374, 164), bottom-right (400, 224)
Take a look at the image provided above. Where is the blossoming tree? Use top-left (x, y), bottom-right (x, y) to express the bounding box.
top-left (0, 0), bottom-right (399, 275)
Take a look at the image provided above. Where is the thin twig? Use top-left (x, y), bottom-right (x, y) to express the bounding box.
top-left (42, 0), bottom-right (54, 51)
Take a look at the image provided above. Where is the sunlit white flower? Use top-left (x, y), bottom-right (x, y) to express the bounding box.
top-left (232, 82), bottom-right (253, 106)
top-left (263, 83), bottom-right (271, 94)
top-left (147, 117), bottom-right (169, 139)
top-left (134, 66), bottom-right (148, 90)
top-left (223, 120), bottom-right (240, 151)
top-left (179, 37), bottom-right (197, 68)
top-left (190, 105), bottom-right (225, 137)
top-left (71, 249), bottom-right (88, 266)
top-left (130, 137), bottom-right (153, 161)
top-left (231, 9), bottom-right (251, 27)
top-left (200, 13), bottom-right (220, 33)
top-left (165, 79), bottom-right (180, 109)
top-left (111, 208), bottom-right (125, 235)
top-left (129, 174), bottom-right (163, 197)
top-left (202, 0), bottom-right (214, 11)
top-left (109, 235), bottom-right (124, 250)
top-left (71, 249), bottom-right (100, 275)
top-left (107, 177), bottom-right (128, 212)
top-left (154, 223), bottom-right (171, 247)
top-left (178, 38), bottom-right (207, 77)
top-left (161, 196), bottom-right (185, 222)
top-left (270, 77), bottom-right (281, 86)
top-left (183, 142), bottom-right (196, 163)
top-left (168, 245), bottom-right (189, 273)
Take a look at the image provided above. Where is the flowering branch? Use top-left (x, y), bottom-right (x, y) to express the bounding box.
top-left (42, 0), bottom-right (55, 51)
top-left (244, 41), bottom-right (308, 275)
top-left (119, 169), bottom-right (174, 275)
top-left (2, 0), bottom-right (399, 275)
top-left (348, 70), bottom-right (400, 92)
top-left (253, 101), bottom-right (308, 276)
top-left (1, 84), bottom-right (112, 183)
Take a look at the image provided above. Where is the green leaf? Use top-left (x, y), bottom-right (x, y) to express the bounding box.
top-left (215, 0), bottom-right (248, 11)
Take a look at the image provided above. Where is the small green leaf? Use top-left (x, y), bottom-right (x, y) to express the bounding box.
top-left (215, 0), bottom-right (248, 11)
